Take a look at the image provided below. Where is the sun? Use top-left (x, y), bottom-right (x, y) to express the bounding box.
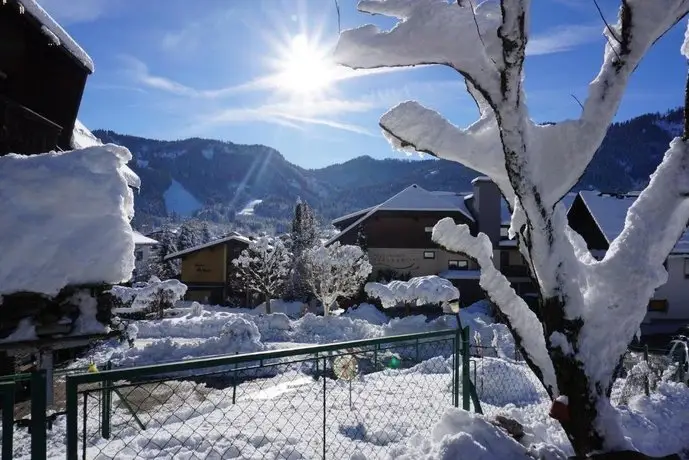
top-left (274, 34), bottom-right (336, 97)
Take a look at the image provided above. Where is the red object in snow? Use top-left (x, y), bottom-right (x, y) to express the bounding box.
top-left (549, 396), bottom-right (570, 422)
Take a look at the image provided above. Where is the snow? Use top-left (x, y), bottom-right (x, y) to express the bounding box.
top-left (238, 199), bottom-right (263, 216)
top-left (70, 290), bottom-right (109, 335)
top-left (164, 179), bottom-right (202, 217)
top-left (72, 120), bottom-right (141, 190)
top-left (110, 278), bottom-right (187, 314)
top-left (683, 19), bottom-right (689, 58)
top-left (202, 147), bottom-right (215, 160)
top-left (432, 218), bottom-right (559, 396)
top-left (343, 303), bottom-right (389, 326)
top-left (0, 145), bottom-right (135, 296)
top-left (578, 190), bottom-right (689, 254)
top-left (132, 231), bottom-right (158, 246)
top-left (16, 0), bottom-right (95, 72)
top-left (254, 299), bottom-right (305, 318)
top-left (365, 275), bottom-right (459, 309)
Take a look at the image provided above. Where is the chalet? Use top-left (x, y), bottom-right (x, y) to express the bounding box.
top-left (1, 0), bottom-right (94, 155)
top-left (568, 190), bottom-right (689, 335)
top-left (328, 177), bottom-right (535, 304)
top-left (165, 233), bottom-right (251, 305)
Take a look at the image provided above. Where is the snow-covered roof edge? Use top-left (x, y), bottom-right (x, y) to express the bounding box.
top-left (164, 233), bottom-right (250, 260)
top-left (15, 0), bottom-right (95, 72)
top-left (133, 231), bottom-right (158, 245)
top-left (331, 206), bottom-right (375, 225)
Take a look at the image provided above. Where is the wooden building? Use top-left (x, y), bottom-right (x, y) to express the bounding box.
top-left (328, 178), bottom-right (538, 305)
top-left (165, 233), bottom-right (251, 305)
top-left (0, 0), bottom-right (94, 156)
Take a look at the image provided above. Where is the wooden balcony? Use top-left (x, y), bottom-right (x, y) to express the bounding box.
top-left (0, 95), bottom-right (62, 155)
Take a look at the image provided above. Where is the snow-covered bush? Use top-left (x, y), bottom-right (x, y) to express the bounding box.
top-left (365, 275), bottom-right (459, 309)
top-left (190, 301), bottom-right (204, 317)
top-left (232, 236), bottom-right (291, 313)
top-left (335, 0), bottom-right (689, 455)
top-left (303, 242), bottom-right (372, 316)
top-left (109, 277), bottom-right (187, 320)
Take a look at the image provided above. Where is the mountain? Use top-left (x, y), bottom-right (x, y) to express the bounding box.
top-left (93, 107), bottom-right (683, 231)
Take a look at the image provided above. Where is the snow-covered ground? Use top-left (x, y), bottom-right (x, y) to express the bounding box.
top-left (238, 199), bottom-right (263, 216)
top-left (5, 302), bottom-right (688, 459)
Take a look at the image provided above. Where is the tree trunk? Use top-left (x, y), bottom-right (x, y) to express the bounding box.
top-left (265, 295), bottom-right (271, 314)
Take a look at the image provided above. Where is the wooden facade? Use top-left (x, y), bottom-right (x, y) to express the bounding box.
top-left (0, 1), bottom-right (91, 155)
top-left (168, 237), bottom-right (249, 305)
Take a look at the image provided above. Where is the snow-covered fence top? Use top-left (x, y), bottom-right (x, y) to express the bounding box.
top-left (0, 145), bottom-right (136, 296)
top-left (365, 275), bottom-right (459, 309)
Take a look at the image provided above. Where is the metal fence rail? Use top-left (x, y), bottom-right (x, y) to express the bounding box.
top-left (64, 328), bottom-right (473, 460)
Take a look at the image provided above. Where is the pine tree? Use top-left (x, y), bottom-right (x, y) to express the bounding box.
top-left (154, 230), bottom-right (180, 280)
top-left (287, 200), bottom-right (318, 301)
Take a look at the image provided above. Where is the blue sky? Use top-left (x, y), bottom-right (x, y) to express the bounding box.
top-left (42, 0), bottom-right (688, 169)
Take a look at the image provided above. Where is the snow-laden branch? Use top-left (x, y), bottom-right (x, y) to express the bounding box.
top-left (578, 139), bottom-right (689, 385)
top-left (535, 1), bottom-right (689, 206)
top-left (432, 217), bottom-right (558, 395)
top-left (333, 0), bottom-right (503, 105)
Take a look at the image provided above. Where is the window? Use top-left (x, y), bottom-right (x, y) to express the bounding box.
top-left (423, 251), bottom-right (435, 259)
top-left (448, 260), bottom-right (468, 270)
top-left (684, 258), bottom-right (689, 278)
top-left (648, 299), bottom-right (668, 313)
top-left (135, 250), bottom-right (144, 261)
top-left (424, 226), bottom-right (434, 233)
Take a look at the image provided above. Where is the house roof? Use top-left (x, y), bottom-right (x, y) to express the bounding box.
top-left (326, 184), bottom-right (475, 246)
top-left (164, 232), bottom-right (251, 260)
top-left (577, 190), bottom-right (689, 254)
top-left (13, 0), bottom-right (94, 72)
top-left (133, 231), bottom-right (158, 246)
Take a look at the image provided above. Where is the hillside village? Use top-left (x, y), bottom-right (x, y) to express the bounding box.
top-left (1, 1), bottom-right (689, 460)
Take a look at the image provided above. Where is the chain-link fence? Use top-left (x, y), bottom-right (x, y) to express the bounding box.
top-left (63, 329), bottom-right (471, 460)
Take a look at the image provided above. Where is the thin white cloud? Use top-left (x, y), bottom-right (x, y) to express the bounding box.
top-left (527, 24), bottom-right (603, 56)
top-left (38, 0), bottom-right (123, 24)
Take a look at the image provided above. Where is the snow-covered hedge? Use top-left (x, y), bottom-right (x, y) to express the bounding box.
top-left (0, 145), bottom-right (136, 296)
top-left (365, 276), bottom-right (459, 309)
top-left (110, 277), bottom-right (187, 319)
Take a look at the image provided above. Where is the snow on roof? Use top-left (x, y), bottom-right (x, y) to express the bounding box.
top-left (332, 206), bottom-right (375, 225)
top-left (164, 233), bottom-right (250, 260)
top-left (15, 0), bottom-right (95, 72)
top-left (0, 145), bottom-right (135, 296)
top-left (72, 120), bottom-right (141, 189)
top-left (578, 190), bottom-right (689, 254)
top-left (133, 231), bottom-right (158, 245)
top-left (327, 185), bottom-right (474, 246)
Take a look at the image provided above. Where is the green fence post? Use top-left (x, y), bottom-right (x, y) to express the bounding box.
top-left (31, 370), bottom-right (47, 460)
top-left (415, 338), bottom-right (420, 363)
top-left (101, 361), bottom-right (112, 439)
top-left (461, 326), bottom-right (471, 411)
top-left (322, 356), bottom-right (327, 460)
top-left (453, 331), bottom-right (460, 408)
top-left (1, 381), bottom-right (15, 460)
top-left (66, 378), bottom-right (78, 460)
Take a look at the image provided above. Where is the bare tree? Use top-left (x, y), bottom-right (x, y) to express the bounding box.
top-left (334, 0), bottom-right (689, 456)
top-left (232, 236), bottom-right (291, 313)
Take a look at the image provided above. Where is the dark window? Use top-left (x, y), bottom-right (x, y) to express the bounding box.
top-left (648, 299), bottom-right (668, 313)
top-left (135, 250), bottom-right (144, 261)
top-left (684, 259), bottom-right (689, 278)
top-left (448, 260), bottom-right (468, 270)
top-left (423, 251), bottom-right (435, 259)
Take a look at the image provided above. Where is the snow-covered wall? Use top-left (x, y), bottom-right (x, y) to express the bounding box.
top-left (0, 145), bottom-right (136, 296)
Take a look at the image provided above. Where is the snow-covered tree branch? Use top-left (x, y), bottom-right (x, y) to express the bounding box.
top-left (232, 236), bottom-right (291, 313)
top-left (303, 242), bottom-right (372, 316)
top-left (335, 0), bottom-right (689, 455)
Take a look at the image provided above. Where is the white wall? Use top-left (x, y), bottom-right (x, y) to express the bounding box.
top-left (135, 244), bottom-right (157, 267)
top-left (643, 255), bottom-right (689, 334)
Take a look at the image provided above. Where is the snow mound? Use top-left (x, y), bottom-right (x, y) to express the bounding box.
top-left (0, 145), bottom-right (135, 296)
top-left (110, 278), bottom-right (188, 314)
top-left (365, 275), bottom-right (459, 308)
top-left (473, 358), bottom-right (547, 408)
top-left (344, 303), bottom-right (389, 325)
top-left (255, 300), bottom-right (305, 318)
top-left (291, 313), bottom-right (380, 343)
top-left (115, 317), bottom-right (265, 367)
top-left (390, 409), bottom-right (534, 459)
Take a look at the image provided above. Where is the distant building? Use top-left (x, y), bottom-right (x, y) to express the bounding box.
top-left (327, 177), bottom-right (541, 305)
top-left (0, 0), bottom-right (94, 156)
top-left (568, 190), bottom-right (689, 335)
top-left (132, 231), bottom-right (159, 275)
top-left (164, 232), bottom-right (251, 305)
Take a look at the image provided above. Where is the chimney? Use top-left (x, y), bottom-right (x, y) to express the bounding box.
top-left (472, 176), bottom-right (501, 248)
